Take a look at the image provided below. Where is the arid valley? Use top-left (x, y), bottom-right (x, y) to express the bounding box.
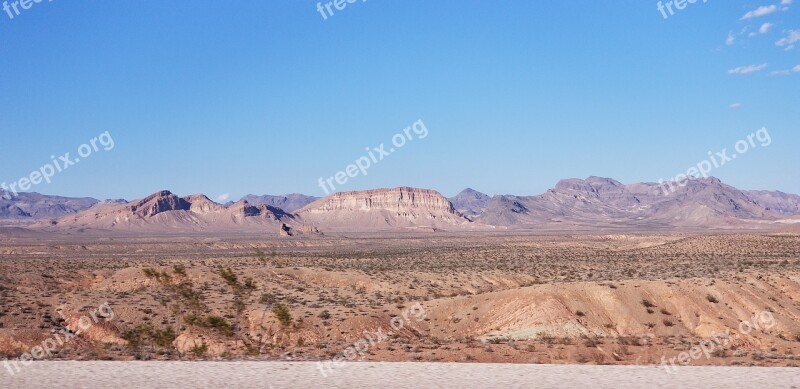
top-left (2, 230), bottom-right (799, 372)
top-left (3, 2), bottom-right (800, 387)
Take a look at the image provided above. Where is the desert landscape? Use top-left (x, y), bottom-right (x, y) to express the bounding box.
top-left (2, 1), bottom-right (799, 387)
top-left (1, 178), bottom-right (800, 373)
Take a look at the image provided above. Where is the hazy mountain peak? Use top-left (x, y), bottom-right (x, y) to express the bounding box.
top-left (239, 193), bottom-right (318, 213)
top-left (450, 188), bottom-right (491, 217)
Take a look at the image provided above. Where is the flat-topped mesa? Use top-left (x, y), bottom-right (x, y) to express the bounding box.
top-left (302, 187), bottom-right (457, 214)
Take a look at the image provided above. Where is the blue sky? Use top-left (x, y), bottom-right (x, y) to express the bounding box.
top-left (0, 1), bottom-right (798, 201)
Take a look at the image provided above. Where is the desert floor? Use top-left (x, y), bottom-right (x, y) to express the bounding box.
top-left (1, 231), bottom-right (799, 371)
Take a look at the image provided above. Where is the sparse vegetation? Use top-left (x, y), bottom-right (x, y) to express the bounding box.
top-left (2, 233), bottom-right (799, 366)
top-left (173, 264), bottom-right (186, 276)
top-left (273, 304), bottom-right (292, 327)
top-left (190, 343), bottom-right (208, 357)
top-left (122, 324), bottom-right (177, 349)
top-left (218, 267), bottom-right (239, 287)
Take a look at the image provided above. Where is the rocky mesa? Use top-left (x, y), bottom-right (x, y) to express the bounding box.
top-left (297, 186), bottom-right (472, 232)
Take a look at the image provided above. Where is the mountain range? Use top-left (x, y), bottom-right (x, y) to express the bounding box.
top-left (1, 176), bottom-right (799, 234)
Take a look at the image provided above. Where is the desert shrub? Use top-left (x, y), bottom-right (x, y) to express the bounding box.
top-left (173, 264), bottom-right (186, 276)
top-left (143, 268), bottom-right (159, 278)
top-left (663, 319), bottom-right (674, 327)
top-left (259, 293), bottom-right (276, 305)
top-left (184, 314), bottom-right (234, 336)
top-left (121, 324), bottom-right (176, 349)
top-left (711, 348), bottom-right (727, 358)
top-left (575, 310), bottom-right (585, 317)
top-left (641, 299), bottom-right (656, 308)
top-left (273, 304), bottom-right (292, 327)
top-left (318, 310), bottom-right (331, 320)
top-left (175, 282), bottom-right (203, 309)
top-left (706, 294), bottom-right (719, 303)
top-left (218, 267), bottom-right (239, 287)
top-left (233, 297), bottom-right (246, 314)
top-left (152, 327), bottom-right (177, 347)
top-left (206, 316), bottom-right (233, 335)
top-left (191, 343), bottom-right (208, 357)
top-left (583, 336), bottom-right (601, 347)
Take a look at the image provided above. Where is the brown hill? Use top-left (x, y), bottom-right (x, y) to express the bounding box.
top-left (40, 190), bottom-right (310, 234)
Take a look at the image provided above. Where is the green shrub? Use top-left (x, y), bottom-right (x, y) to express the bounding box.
top-left (173, 264), bottom-right (186, 276)
top-left (191, 343), bottom-right (208, 357)
top-left (218, 267), bottom-right (239, 287)
top-left (273, 304), bottom-right (292, 327)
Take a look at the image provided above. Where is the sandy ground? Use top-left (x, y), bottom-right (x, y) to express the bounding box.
top-left (1, 233), bottom-right (799, 367)
top-left (1, 362), bottom-right (799, 388)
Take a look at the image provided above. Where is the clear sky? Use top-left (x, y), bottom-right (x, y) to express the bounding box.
top-left (0, 1), bottom-right (798, 201)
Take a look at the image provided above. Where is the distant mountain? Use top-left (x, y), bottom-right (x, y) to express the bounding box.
top-left (6, 177), bottom-right (800, 234)
top-left (42, 190), bottom-right (315, 234)
top-left (478, 176), bottom-right (787, 229)
top-left (743, 190), bottom-right (800, 216)
top-left (297, 187), bottom-right (472, 232)
top-left (449, 188), bottom-right (491, 218)
top-left (0, 192), bottom-right (100, 223)
top-left (239, 194), bottom-right (318, 213)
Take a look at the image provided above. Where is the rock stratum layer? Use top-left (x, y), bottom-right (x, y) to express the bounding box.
top-left (297, 187), bottom-right (471, 232)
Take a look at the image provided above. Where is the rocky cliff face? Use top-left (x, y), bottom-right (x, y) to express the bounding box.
top-left (302, 187), bottom-right (457, 214)
top-left (297, 187), bottom-right (470, 231)
top-left (127, 191), bottom-right (191, 217)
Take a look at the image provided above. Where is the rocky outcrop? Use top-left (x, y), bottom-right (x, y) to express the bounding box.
top-left (127, 191), bottom-right (190, 217)
top-left (297, 187), bottom-right (471, 232)
top-left (183, 194), bottom-right (225, 215)
top-left (302, 187), bottom-right (457, 214)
